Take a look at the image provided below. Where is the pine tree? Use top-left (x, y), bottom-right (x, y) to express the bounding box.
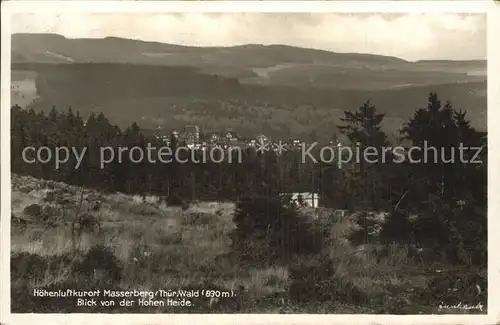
top-left (337, 100), bottom-right (389, 217)
top-left (389, 92), bottom-right (488, 264)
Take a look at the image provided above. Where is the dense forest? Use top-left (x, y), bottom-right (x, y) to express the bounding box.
top-left (13, 63), bottom-right (486, 140)
top-left (11, 91), bottom-right (487, 266)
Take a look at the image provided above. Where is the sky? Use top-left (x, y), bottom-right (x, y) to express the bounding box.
top-left (11, 12), bottom-right (486, 61)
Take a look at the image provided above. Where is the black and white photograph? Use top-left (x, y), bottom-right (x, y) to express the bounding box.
top-left (1, 1), bottom-right (499, 322)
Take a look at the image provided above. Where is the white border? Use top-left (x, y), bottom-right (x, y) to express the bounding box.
top-left (1, 1), bottom-right (499, 325)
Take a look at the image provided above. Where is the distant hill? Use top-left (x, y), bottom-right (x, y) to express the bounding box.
top-left (12, 33), bottom-right (486, 89)
top-left (11, 33), bottom-right (407, 67)
top-left (10, 34), bottom-right (487, 140)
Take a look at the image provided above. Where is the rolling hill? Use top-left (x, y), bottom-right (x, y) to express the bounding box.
top-left (12, 33), bottom-right (486, 88)
top-left (11, 33), bottom-right (487, 140)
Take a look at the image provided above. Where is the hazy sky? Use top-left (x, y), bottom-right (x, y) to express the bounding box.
top-left (12, 13), bottom-right (486, 61)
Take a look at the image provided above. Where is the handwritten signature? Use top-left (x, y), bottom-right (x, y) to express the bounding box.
top-left (438, 302), bottom-right (484, 312)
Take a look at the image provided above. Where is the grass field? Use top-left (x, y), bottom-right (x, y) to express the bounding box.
top-left (10, 174), bottom-right (487, 313)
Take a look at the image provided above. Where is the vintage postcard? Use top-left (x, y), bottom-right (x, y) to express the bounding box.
top-left (1, 1), bottom-right (499, 324)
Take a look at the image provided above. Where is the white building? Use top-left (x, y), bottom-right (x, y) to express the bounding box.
top-left (282, 192), bottom-right (320, 208)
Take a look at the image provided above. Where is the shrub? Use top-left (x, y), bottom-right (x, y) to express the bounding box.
top-left (23, 204), bottom-right (43, 219)
top-left (379, 210), bottom-right (415, 245)
top-left (181, 212), bottom-right (213, 226)
top-left (73, 245), bottom-right (122, 286)
top-left (11, 251), bottom-right (75, 285)
top-left (41, 206), bottom-right (59, 222)
top-left (408, 197), bottom-right (486, 266)
top-left (348, 211), bottom-right (386, 245)
top-left (166, 193), bottom-right (185, 207)
top-left (230, 195), bottom-right (326, 264)
top-left (22, 203), bottom-right (59, 223)
top-left (289, 255), bottom-right (367, 305)
top-left (11, 252), bottom-right (48, 281)
top-left (129, 202), bottom-right (158, 216)
top-left (418, 269), bottom-right (487, 307)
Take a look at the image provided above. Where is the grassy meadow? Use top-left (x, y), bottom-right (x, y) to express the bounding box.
top-left (10, 174), bottom-right (486, 313)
